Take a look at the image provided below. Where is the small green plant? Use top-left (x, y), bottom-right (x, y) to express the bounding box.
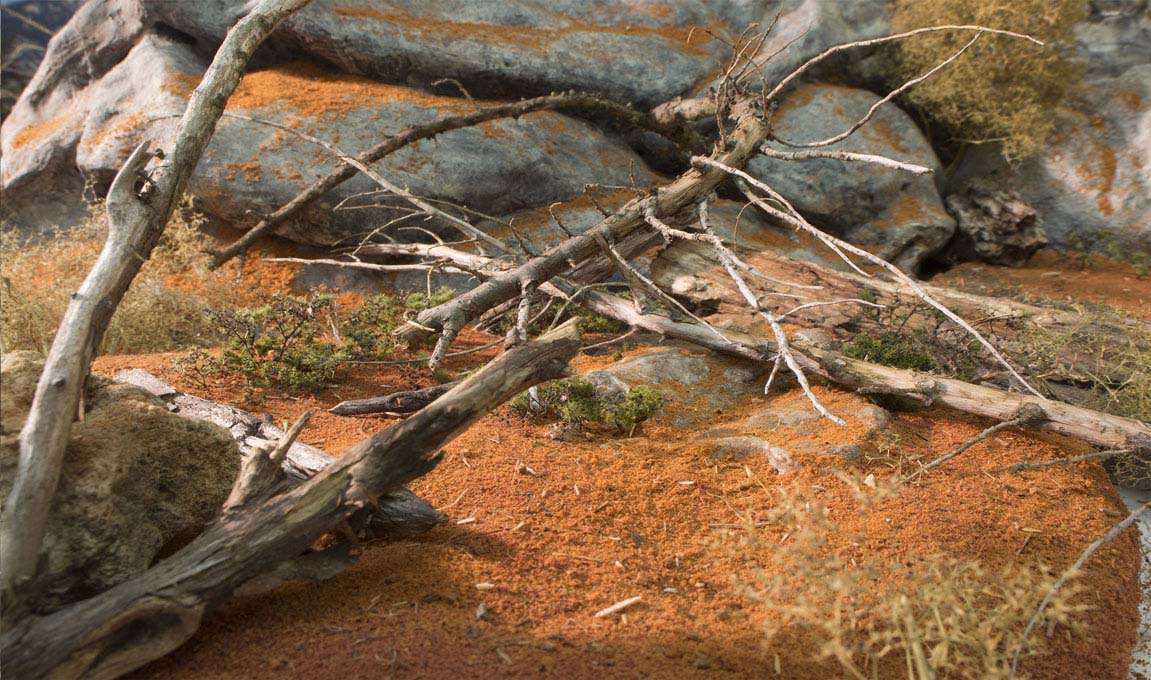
top-left (509, 378), bottom-right (664, 435)
top-left (209, 293), bottom-right (348, 395)
top-left (838, 303), bottom-right (980, 380)
top-left (340, 287), bottom-right (455, 359)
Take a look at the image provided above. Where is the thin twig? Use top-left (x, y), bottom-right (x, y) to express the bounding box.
top-left (997, 449), bottom-right (1132, 474)
top-left (909, 404), bottom-right (1046, 480)
top-left (1009, 499), bottom-right (1151, 678)
top-left (759, 147), bottom-right (933, 174)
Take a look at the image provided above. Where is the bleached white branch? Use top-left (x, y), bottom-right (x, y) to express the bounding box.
top-left (759, 146), bottom-right (933, 174)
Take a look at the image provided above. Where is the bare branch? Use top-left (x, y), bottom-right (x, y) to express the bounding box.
top-left (908, 404), bottom-right (1046, 480)
top-left (694, 155), bottom-right (1045, 398)
top-left (0, 0), bottom-right (313, 617)
top-left (758, 146), bottom-right (933, 174)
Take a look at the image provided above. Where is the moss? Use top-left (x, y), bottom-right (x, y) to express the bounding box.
top-left (841, 332), bottom-right (940, 373)
top-left (509, 378), bottom-right (663, 435)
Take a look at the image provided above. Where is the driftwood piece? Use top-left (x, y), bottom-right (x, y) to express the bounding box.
top-left (0, 0), bottom-right (313, 618)
top-left (328, 382), bottom-right (461, 416)
top-left (652, 239), bottom-right (1150, 388)
top-left (113, 369), bottom-right (444, 536)
top-left (1, 320), bottom-right (583, 680)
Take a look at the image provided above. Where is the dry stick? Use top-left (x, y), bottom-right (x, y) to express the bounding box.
top-left (697, 155), bottom-right (1044, 398)
top-left (223, 411), bottom-right (313, 513)
top-left (997, 448), bottom-right (1132, 474)
top-left (907, 403), bottom-right (1047, 481)
top-left (209, 91), bottom-right (702, 267)
top-left (221, 112), bottom-right (510, 256)
top-left (771, 32), bottom-right (985, 149)
top-left (760, 25), bottom-right (1042, 105)
top-left (758, 147), bottom-right (932, 174)
top-left (0, 0), bottom-right (314, 615)
top-left (693, 200), bottom-right (845, 425)
top-left (1009, 499), bottom-right (1151, 679)
top-left (262, 256), bottom-right (474, 277)
top-left (391, 247), bottom-right (1151, 451)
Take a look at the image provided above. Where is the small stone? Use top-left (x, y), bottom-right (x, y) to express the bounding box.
top-left (476, 602), bottom-right (491, 621)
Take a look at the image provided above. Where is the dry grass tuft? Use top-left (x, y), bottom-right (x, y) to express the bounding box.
top-left (889, 0), bottom-right (1085, 163)
top-left (727, 481), bottom-right (1085, 679)
top-left (1, 198), bottom-right (224, 355)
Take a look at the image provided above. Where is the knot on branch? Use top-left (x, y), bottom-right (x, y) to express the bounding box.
top-left (1015, 402), bottom-right (1048, 427)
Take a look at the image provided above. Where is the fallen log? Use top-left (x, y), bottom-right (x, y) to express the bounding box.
top-left (652, 239), bottom-right (1150, 389)
top-left (1, 320), bottom-right (583, 680)
top-left (329, 382), bottom-right (461, 416)
top-left (113, 369), bottom-right (444, 536)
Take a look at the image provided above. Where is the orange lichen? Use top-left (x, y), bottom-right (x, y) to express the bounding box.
top-left (332, 6), bottom-right (718, 57)
top-left (224, 161), bottom-right (262, 184)
top-left (83, 114), bottom-right (146, 151)
top-left (8, 114), bottom-right (72, 150)
top-left (1117, 89), bottom-right (1149, 112)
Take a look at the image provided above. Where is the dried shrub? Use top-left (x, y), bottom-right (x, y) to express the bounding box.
top-left (889, 0), bottom-right (1085, 162)
top-left (728, 482), bottom-right (1085, 679)
top-left (1, 198), bottom-right (222, 355)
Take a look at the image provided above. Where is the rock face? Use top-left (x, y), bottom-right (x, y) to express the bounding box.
top-left (2, 34), bottom-right (656, 246)
top-left (1073, 0), bottom-right (1151, 78)
top-left (0, 352), bottom-right (239, 614)
top-left (947, 64), bottom-right (1151, 254)
top-left (143, 0), bottom-right (759, 107)
top-left (749, 84), bottom-right (955, 273)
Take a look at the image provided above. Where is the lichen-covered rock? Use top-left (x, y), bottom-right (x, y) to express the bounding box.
top-left (748, 84), bottom-right (955, 273)
top-left (944, 181), bottom-right (1048, 266)
top-left (2, 33), bottom-right (658, 246)
top-left (946, 64), bottom-right (1151, 255)
top-left (0, 352), bottom-right (239, 614)
top-left (143, 0), bottom-right (761, 107)
top-left (1073, 0), bottom-right (1151, 78)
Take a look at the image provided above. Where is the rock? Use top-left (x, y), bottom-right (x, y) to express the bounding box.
top-left (749, 84), bottom-right (955, 274)
top-left (1073, 0), bottom-right (1151, 78)
top-left (0, 0), bottom-right (84, 120)
top-left (708, 0), bottom-right (892, 92)
top-left (946, 64), bottom-right (1151, 255)
top-left (592, 346), bottom-right (764, 429)
top-left (0, 0), bottom-right (148, 232)
top-left (943, 181), bottom-right (1048, 266)
top-left (0, 352), bottom-right (239, 614)
top-left (700, 436), bottom-right (797, 474)
top-left (2, 34), bottom-right (658, 246)
top-left (144, 0), bottom-right (759, 107)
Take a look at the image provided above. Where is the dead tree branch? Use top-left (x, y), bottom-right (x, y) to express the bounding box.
top-left (0, 0), bottom-right (313, 620)
top-left (0, 320), bottom-right (583, 680)
top-left (908, 403), bottom-right (1047, 480)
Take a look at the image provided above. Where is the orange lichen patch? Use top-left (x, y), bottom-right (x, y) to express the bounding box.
top-left (83, 113), bottom-right (147, 151)
top-left (333, 6), bottom-right (719, 57)
top-left (226, 63), bottom-right (478, 119)
top-left (935, 250), bottom-right (1151, 320)
top-left (872, 190), bottom-right (931, 229)
top-left (8, 113), bottom-right (73, 150)
top-left (123, 339), bottom-right (1137, 680)
top-left (1072, 144), bottom-right (1118, 215)
top-left (161, 72), bottom-right (201, 99)
top-left (224, 161), bottom-right (262, 184)
top-left (1117, 88), bottom-right (1149, 112)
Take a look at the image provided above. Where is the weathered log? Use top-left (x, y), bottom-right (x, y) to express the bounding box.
top-left (0, 320), bottom-right (583, 680)
top-left (329, 382), bottom-right (461, 416)
top-left (0, 0), bottom-right (313, 620)
top-left (113, 369), bottom-right (444, 536)
top-left (651, 239), bottom-right (1150, 389)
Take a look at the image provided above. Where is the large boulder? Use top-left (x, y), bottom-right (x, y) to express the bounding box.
top-left (0, 352), bottom-right (239, 614)
top-left (1073, 0), bottom-right (1151, 78)
top-left (2, 32), bottom-right (659, 246)
top-left (946, 64), bottom-right (1151, 254)
top-left (143, 0), bottom-right (762, 107)
top-left (749, 84), bottom-right (955, 273)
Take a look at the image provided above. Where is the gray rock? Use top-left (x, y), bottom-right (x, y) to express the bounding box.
top-left (593, 346), bottom-right (764, 428)
top-left (700, 436), bottom-right (797, 474)
top-left (944, 182), bottom-right (1048, 266)
top-left (749, 84), bottom-right (955, 273)
top-left (144, 0), bottom-right (759, 107)
top-left (946, 64), bottom-right (1151, 255)
top-left (2, 33), bottom-right (658, 247)
top-left (1073, 0), bottom-right (1151, 78)
top-left (0, 352), bottom-right (238, 614)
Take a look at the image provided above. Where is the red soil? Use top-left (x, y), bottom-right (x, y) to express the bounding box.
top-left (86, 243), bottom-right (1141, 678)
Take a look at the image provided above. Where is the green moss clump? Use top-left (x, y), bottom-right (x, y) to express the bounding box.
top-left (841, 332), bottom-right (939, 373)
top-left (509, 378), bottom-right (664, 435)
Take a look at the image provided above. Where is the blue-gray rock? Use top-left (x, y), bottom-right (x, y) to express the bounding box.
top-left (749, 83), bottom-right (954, 272)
